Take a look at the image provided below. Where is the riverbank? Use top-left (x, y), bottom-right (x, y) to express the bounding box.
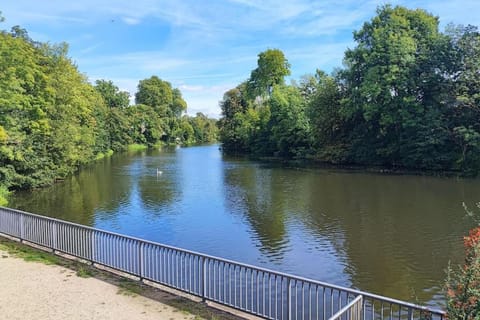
top-left (0, 238), bottom-right (245, 320)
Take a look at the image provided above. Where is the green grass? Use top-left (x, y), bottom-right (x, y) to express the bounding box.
top-left (127, 144), bottom-right (148, 152)
top-left (76, 265), bottom-right (95, 278)
top-left (117, 278), bottom-right (143, 296)
top-left (0, 240), bottom-right (59, 265)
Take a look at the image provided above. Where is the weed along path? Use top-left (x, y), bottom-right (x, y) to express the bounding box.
top-left (0, 239), bottom-right (244, 320)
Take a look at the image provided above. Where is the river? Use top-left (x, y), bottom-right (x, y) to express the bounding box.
top-left (10, 144), bottom-right (478, 308)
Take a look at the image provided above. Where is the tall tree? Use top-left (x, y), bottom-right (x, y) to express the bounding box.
top-left (247, 49), bottom-right (290, 99)
top-left (447, 24), bottom-right (480, 173)
top-left (135, 76), bottom-right (186, 117)
top-left (341, 5), bottom-right (451, 167)
top-left (218, 84), bottom-right (250, 153)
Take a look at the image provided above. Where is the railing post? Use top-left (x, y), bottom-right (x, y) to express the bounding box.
top-left (20, 213), bottom-right (24, 242)
top-left (287, 278), bottom-right (291, 320)
top-left (138, 241), bottom-right (143, 281)
top-left (52, 221), bottom-right (58, 253)
top-left (202, 256), bottom-right (207, 302)
top-left (408, 308), bottom-right (413, 320)
top-left (91, 231), bottom-right (96, 265)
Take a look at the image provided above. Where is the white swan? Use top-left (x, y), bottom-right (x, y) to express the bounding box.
top-left (156, 168), bottom-right (163, 176)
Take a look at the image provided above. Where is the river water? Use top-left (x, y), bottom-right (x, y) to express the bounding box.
top-left (10, 144), bottom-right (478, 308)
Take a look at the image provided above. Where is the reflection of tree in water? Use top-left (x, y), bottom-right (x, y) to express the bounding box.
top-left (137, 173), bottom-right (178, 214)
top-left (132, 149), bottom-right (180, 216)
top-left (223, 161), bottom-right (477, 306)
top-left (223, 162), bottom-right (289, 261)
top-left (10, 155), bottom-right (134, 226)
top-left (299, 171), bottom-right (476, 305)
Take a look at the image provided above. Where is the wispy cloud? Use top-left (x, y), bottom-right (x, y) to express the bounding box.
top-left (122, 17), bottom-right (141, 25)
top-left (3, 0), bottom-right (479, 117)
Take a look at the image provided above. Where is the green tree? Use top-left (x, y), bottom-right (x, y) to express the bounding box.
top-left (125, 104), bottom-right (166, 146)
top-left (0, 29), bottom-right (109, 189)
top-left (135, 76), bottom-right (186, 118)
top-left (267, 85), bottom-right (311, 158)
top-left (218, 85), bottom-right (250, 153)
top-left (446, 25), bottom-right (480, 173)
top-left (307, 72), bottom-right (349, 162)
top-left (94, 80), bottom-right (130, 109)
top-left (247, 49), bottom-right (290, 99)
top-left (341, 5), bottom-right (452, 168)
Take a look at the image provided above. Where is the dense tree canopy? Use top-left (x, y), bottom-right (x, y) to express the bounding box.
top-left (0, 21), bottom-right (218, 204)
top-left (219, 5), bottom-right (480, 175)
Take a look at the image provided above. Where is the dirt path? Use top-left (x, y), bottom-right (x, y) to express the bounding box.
top-left (0, 248), bottom-right (204, 320)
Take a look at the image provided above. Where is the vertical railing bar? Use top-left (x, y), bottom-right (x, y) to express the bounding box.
top-left (234, 266), bottom-right (237, 307)
top-left (264, 273), bottom-right (266, 315)
top-left (372, 300), bottom-right (375, 320)
top-left (287, 278), bottom-right (291, 320)
top-left (240, 267), bottom-right (243, 309)
top-left (255, 270), bottom-right (261, 314)
top-left (309, 285), bottom-right (311, 320)
top-left (330, 289), bottom-right (334, 319)
top-left (229, 264), bottom-right (232, 305)
top-left (251, 268), bottom-right (254, 312)
top-left (275, 275), bottom-right (278, 319)
top-left (323, 287), bottom-right (326, 320)
top-left (202, 256), bottom-right (207, 301)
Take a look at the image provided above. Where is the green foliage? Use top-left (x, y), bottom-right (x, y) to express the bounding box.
top-left (188, 113), bottom-right (218, 144)
top-left (0, 22), bottom-right (218, 195)
top-left (94, 79), bottom-right (130, 109)
top-left (135, 75), bottom-right (186, 117)
top-left (0, 184), bottom-right (9, 206)
top-left (446, 226), bottom-right (480, 320)
top-left (219, 5), bottom-right (480, 175)
top-left (267, 85), bottom-right (311, 158)
top-left (0, 29), bottom-right (106, 188)
top-left (247, 49), bottom-right (291, 99)
top-left (127, 144), bottom-right (148, 152)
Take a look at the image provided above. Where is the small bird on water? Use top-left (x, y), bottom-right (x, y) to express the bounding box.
top-left (156, 168), bottom-right (162, 176)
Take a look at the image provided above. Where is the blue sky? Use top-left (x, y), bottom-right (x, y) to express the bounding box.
top-left (1, 1), bottom-right (479, 118)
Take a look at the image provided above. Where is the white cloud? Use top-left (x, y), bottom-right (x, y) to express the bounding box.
top-left (122, 17), bottom-right (141, 25)
top-left (4, 0), bottom-right (480, 117)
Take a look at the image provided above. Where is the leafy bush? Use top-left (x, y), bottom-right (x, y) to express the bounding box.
top-left (446, 226), bottom-right (480, 319)
top-left (0, 185), bottom-right (9, 206)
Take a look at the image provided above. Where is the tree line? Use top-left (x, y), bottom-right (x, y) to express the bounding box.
top-left (219, 5), bottom-right (480, 176)
top-left (0, 18), bottom-right (217, 204)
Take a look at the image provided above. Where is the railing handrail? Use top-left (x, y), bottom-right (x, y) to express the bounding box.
top-left (0, 206), bottom-right (446, 317)
top-left (329, 295), bottom-right (363, 320)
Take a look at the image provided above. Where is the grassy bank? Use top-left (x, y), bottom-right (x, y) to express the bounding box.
top-left (95, 149), bottom-right (114, 161)
top-left (127, 143), bottom-right (148, 152)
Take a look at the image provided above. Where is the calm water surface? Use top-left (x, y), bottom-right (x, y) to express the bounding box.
top-left (10, 145), bottom-right (478, 308)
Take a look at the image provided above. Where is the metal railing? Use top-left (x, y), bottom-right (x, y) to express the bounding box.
top-left (0, 207), bottom-right (446, 320)
top-left (330, 295), bottom-right (363, 320)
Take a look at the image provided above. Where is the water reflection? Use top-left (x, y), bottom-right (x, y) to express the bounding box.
top-left (221, 161), bottom-right (476, 307)
top-left (223, 161), bottom-right (289, 260)
top-left (9, 145), bottom-right (478, 308)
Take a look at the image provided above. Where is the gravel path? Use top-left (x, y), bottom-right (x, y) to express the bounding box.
top-left (0, 249), bottom-right (200, 320)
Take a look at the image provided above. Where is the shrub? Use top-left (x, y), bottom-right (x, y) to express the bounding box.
top-left (445, 226), bottom-right (480, 319)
